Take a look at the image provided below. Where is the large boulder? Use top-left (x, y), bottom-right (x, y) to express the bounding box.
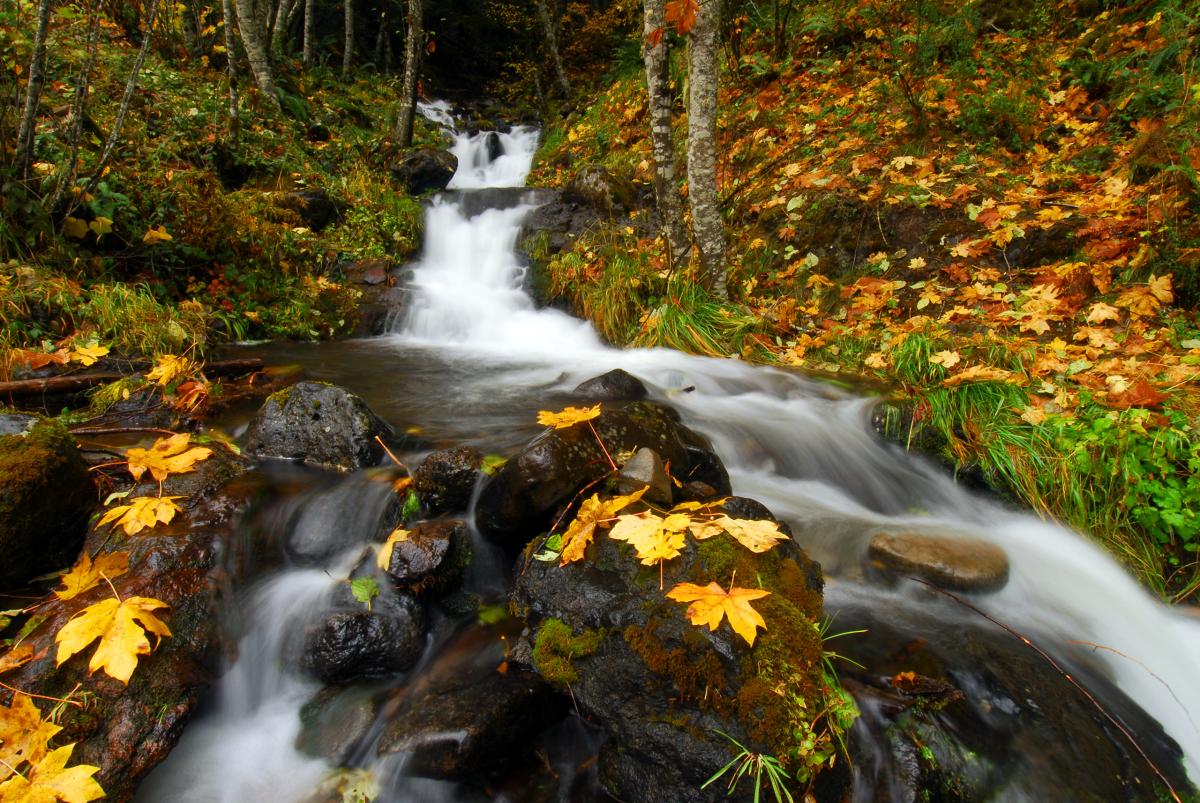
top-left (243, 381), bottom-right (396, 471)
top-left (571, 368), bottom-right (649, 402)
top-left (274, 188), bottom-right (343, 231)
top-left (474, 401), bottom-right (698, 548)
top-left (563, 166), bottom-right (637, 216)
top-left (391, 148), bottom-right (458, 195)
top-left (512, 496), bottom-right (843, 802)
top-left (3, 442), bottom-right (252, 801)
top-left (0, 415), bottom-right (94, 590)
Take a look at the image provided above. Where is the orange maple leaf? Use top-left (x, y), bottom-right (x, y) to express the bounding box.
top-left (667, 581), bottom-right (771, 646)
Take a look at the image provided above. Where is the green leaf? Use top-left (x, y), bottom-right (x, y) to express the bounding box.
top-left (481, 454), bottom-right (507, 476)
top-left (401, 490), bottom-right (421, 521)
top-left (349, 577), bottom-right (380, 607)
top-left (533, 533), bottom-right (563, 562)
top-left (477, 604), bottom-right (508, 625)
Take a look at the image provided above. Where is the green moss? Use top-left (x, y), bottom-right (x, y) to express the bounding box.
top-left (623, 619), bottom-right (732, 713)
top-left (532, 618), bottom-right (604, 687)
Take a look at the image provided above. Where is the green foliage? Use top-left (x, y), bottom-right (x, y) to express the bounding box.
top-left (349, 577), bottom-right (380, 609)
top-left (703, 730), bottom-right (795, 803)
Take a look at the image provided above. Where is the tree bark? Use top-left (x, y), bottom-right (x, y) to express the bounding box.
top-left (536, 0), bottom-right (570, 98)
top-left (14, 0), bottom-right (54, 180)
top-left (235, 0), bottom-right (280, 104)
top-left (686, 0), bottom-right (726, 298)
top-left (393, 0), bottom-right (421, 146)
top-left (271, 0), bottom-right (296, 55)
top-left (374, 6), bottom-right (387, 69)
top-left (342, 0), bottom-right (354, 79)
top-left (303, 0), bottom-right (315, 64)
top-left (222, 0), bottom-right (241, 141)
top-left (81, 0), bottom-right (161, 198)
top-left (642, 0), bottom-right (689, 268)
top-left (49, 3), bottom-right (101, 212)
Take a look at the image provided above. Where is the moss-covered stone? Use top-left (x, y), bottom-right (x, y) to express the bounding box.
top-left (532, 618), bottom-right (604, 687)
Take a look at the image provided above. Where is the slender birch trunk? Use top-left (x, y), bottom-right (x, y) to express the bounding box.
top-left (49, 4), bottom-right (100, 211)
top-left (642, 0), bottom-right (689, 267)
top-left (222, 0), bottom-right (240, 141)
top-left (536, 0), bottom-right (570, 98)
top-left (374, 6), bottom-right (386, 69)
top-left (82, 0), bottom-right (161, 197)
top-left (14, 0), bottom-right (54, 180)
top-left (686, 0), bottom-right (726, 298)
top-left (235, 0), bottom-right (280, 104)
top-left (271, 0), bottom-right (296, 55)
top-left (342, 0), bottom-right (354, 79)
top-left (393, 0), bottom-right (421, 146)
top-left (302, 0), bottom-right (314, 65)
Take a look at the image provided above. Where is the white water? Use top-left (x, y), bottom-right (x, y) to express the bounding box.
top-left (388, 118), bottom-right (1200, 782)
top-left (143, 107), bottom-right (1200, 800)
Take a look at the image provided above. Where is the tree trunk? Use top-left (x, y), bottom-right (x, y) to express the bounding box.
top-left (222, 0), bottom-right (240, 141)
top-left (49, 4), bottom-right (101, 212)
top-left (81, 0), bottom-right (161, 198)
top-left (342, 0), bottom-right (354, 79)
top-left (393, 0), bottom-right (421, 146)
top-left (303, 0), bottom-right (315, 64)
top-left (374, 6), bottom-right (386, 69)
top-left (686, 0), bottom-right (726, 298)
top-left (642, 0), bottom-right (689, 268)
top-left (271, 0), bottom-right (296, 55)
top-left (536, 0), bottom-right (570, 98)
top-left (235, 0), bottom-right (280, 104)
top-left (14, 0), bottom-right (54, 180)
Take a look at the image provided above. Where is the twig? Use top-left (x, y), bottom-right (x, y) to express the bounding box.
top-left (0, 679), bottom-right (85, 709)
top-left (909, 576), bottom-right (1183, 803)
top-left (374, 435), bottom-right (409, 471)
top-left (71, 426), bottom-right (178, 437)
top-left (586, 421), bottom-right (617, 471)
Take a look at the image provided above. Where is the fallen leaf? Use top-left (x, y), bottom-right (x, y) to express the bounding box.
top-left (1085, 302), bottom-right (1121, 325)
top-left (536, 404), bottom-right (601, 429)
top-left (0, 643), bottom-right (44, 675)
top-left (943, 365), bottom-right (1015, 386)
top-left (559, 487), bottom-right (647, 564)
top-left (375, 527), bottom-right (409, 570)
top-left (0, 695), bottom-right (60, 779)
top-left (667, 581), bottom-right (771, 646)
top-left (709, 515), bottom-right (789, 553)
top-left (145, 354), bottom-right (193, 386)
top-left (126, 433), bottom-right (212, 484)
top-left (55, 596), bottom-right (172, 683)
top-left (98, 496), bottom-right (183, 536)
top-left (142, 226), bottom-right (174, 245)
top-left (55, 552), bottom-right (131, 601)
top-left (69, 343), bottom-right (108, 367)
top-left (0, 742), bottom-right (104, 802)
top-left (929, 350), bottom-right (962, 369)
top-left (608, 511), bottom-right (688, 565)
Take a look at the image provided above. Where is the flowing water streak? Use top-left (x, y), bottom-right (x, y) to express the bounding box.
top-left (389, 119), bottom-right (1200, 781)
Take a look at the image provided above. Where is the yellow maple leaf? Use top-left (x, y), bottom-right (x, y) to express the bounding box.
top-left (376, 527), bottom-right (410, 570)
top-left (69, 343), bottom-right (108, 367)
top-left (0, 695), bottom-right (60, 781)
top-left (1085, 302), bottom-right (1121, 325)
top-left (710, 515), bottom-right (788, 553)
top-left (142, 225), bottom-right (174, 245)
top-left (559, 487), bottom-right (647, 565)
top-left (62, 217), bottom-right (89, 239)
top-left (55, 596), bottom-right (171, 683)
top-left (536, 404), bottom-right (602, 429)
top-left (608, 511), bottom-right (688, 565)
top-left (929, 350), bottom-right (962, 369)
top-left (98, 496), bottom-right (183, 536)
top-left (145, 354), bottom-right (193, 386)
top-left (0, 742), bottom-right (104, 802)
top-left (0, 643), bottom-right (42, 675)
top-left (667, 581), bottom-right (771, 646)
top-left (55, 551), bottom-right (130, 601)
top-left (126, 433), bottom-right (212, 484)
top-left (942, 365), bottom-right (1015, 386)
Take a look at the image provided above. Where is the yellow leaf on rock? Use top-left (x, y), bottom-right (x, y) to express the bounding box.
top-left (608, 511), bottom-right (687, 565)
top-left (98, 496), bottom-right (183, 536)
top-left (667, 581), bottom-right (771, 646)
top-left (126, 433), bottom-right (212, 484)
top-left (0, 695), bottom-right (60, 781)
top-left (0, 742), bottom-right (104, 802)
top-left (145, 354), bottom-right (193, 386)
top-left (55, 596), bottom-right (171, 684)
top-left (55, 551), bottom-right (130, 600)
top-left (0, 643), bottom-right (42, 675)
top-left (69, 343), bottom-right (108, 367)
top-left (376, 527), bottom-right (410, 570)
top-left (559, 487), bottom-right (647, 565)
top-left (711, 516), bottom-right (789, 553)
top-left (536, 404), bottom-right (602, 429)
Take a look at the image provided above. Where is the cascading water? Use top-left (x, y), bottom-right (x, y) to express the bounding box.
top-left (142, 105), bottom-right (1200, 801)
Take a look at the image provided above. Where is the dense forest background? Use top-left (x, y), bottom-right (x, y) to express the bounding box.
top-left (2, 0), bottom-right (1199, 604)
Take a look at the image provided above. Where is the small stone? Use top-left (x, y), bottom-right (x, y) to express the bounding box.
top-left (615, 448), bottom-right (672, 506)
top-left (868, 532), bottom-right (1009, 592)
top-left (413, 446), bottom-right (483, 515)
top-left (383, 520), bottom-right (469, 592)
top-left (572, 369), bottom-right (648, 401)
top-left (300, 606), bottom-right (425, 684)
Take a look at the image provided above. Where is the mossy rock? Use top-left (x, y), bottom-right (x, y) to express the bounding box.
top-left (0, 415), bottom-right (94, 590)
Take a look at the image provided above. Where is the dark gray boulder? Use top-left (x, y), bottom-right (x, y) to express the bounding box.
top-left (243, 381), bottom-right (395, 471)
top-left (380, 518), bottom-right (472, 596)
top-left (297, 685), bottom-right (380, 764)
top-left (0, 415), bottom-right (94, 590)
top-left (413, 446), bottom-right (483, 515)
top-left (391, 148), bottom-right (458, 195)
top-left (300, 599), bottom-right (425, 684)
top-left (572, 368), bottom-right (649, 402)
top-left (275, 188), bottom-right (343, 231)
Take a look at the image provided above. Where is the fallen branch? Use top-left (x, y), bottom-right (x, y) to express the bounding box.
top-left (0, 357), bottom-right (264, 399)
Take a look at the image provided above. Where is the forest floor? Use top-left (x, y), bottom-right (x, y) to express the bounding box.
top-left (528, 0), bottom-right (1200, 602)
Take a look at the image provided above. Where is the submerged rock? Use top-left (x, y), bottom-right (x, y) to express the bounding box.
top-left (867, 531), bottom-right (1010, 592)
top-left (413, 446), bottom-right (483, 515)
top-left (572, 368), bottom-right (649, 402)
top-left (0, 415), bottom-right (93, 590)
top-left (243, 381), bottom-right (396, 471)
top-left (300, 599), bottom-right (425, 684)
top-left (297, 685), bottom-right (380, 764)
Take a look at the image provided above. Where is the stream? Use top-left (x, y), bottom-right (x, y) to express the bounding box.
top-left (138, 104), bottom-right (1200, 802)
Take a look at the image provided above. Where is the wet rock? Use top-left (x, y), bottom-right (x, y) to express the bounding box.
top-left (867, 532), bottom-right (1010, 592)
top-left (572, 368), bottom-right (649, 402)
top-left (274, 188), bottom-right (343, 231)
top-left (484, 131), bottom-right (503, 162)
top-left (615, 448), bottom-right (672, 507)
top-left (301, 603), bottom-right (425, 684)
top-left (563, 165), bottom-right (637, 215)
top-left (376, 624), bottom-right (565, 780)
top-left (680, 443), bottom-right (733, 497)
top-left (4, 448), bottom-right (254, 800)
top-left (391, 147), bottom-right (458, 195)
top-left (0, 415), bottom-right (93, 590)
top-left (306, 123), bottom-right (331, 142)
top-left (414, 446), bottom-right (483, 515)
top-left (517, 189), bottom-right (603, 260)
top-left (381, 519), bottom-right (471, 596)
top-left (243, 381), bottom-right (396, 471)
top-left (513, 507), bottom-right (829, 802)
top-left (297, 686), bottom-right (380, 764)
top-left (475, 401), bottom-right (692, 548)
